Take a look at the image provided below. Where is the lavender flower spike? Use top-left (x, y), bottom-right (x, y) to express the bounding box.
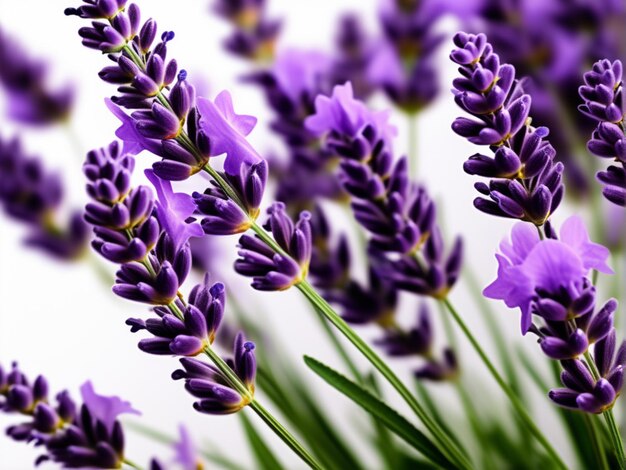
top-left (450, 32), bottom-right (564, 225)
top-left (579, 59), bottom-right (626, 206)
top-left (235, 202), bottom-right (312, 291)
top-left (172, 332), bottom-right (257, 414)
top-left (0, 362), bottom-right (140, 468)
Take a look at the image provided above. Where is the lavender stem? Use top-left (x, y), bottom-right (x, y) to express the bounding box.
top-left (440, 297), bottom-right (568, 469)
top-left (583, 413), bottom-right (610, 470)
top-left (296, 279), bottom-right (473, 470)
top-left (123, 459), bottom-right (143, 470)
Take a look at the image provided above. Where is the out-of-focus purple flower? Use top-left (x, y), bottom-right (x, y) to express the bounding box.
top-left (145, 169), bottom-right (203, 251)
top-left (451, 32), bottom-right (564, 225)
top-left (0, 135), bottom-right (88, 260)
top-left (172, 425), bottom-right (202, 470)
top-left (235, 202), bottom-right (312, 291)
top-left (213, 0), bottom-right (281, 61)
top-left (172, 332), bottom-right (257, 414)
top-left (484, 216), bottom-right (612, 334)
top-left (0, 28), bottom-right (74, 125)
top-left (306, 82), bottom-right (397, 150)
top-left (273, 49), bottom-right (332, 104)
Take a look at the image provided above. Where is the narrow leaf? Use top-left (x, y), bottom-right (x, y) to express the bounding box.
top-left (240, 412), bottom-right (285, 470)
top-left (304, 355), bottom-right (452, 468)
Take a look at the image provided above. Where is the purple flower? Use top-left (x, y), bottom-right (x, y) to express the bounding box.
top-left (0, 28), bottom-right (74, 126)
top-left (145, 169), bottom-right (203, 251)
top-left (306, 82), bottom-right (397, 149)
top-left (173, 425), bottom-right (200, 470)
top-left (106, 98), bottom-right (164, 157)
top-left (80, 381), bottom-right (140, 434)
top-left (272, 49), bottom-right (332, 103)
top-left (197, 91), bottom-right (262, 176)
top-left (484, 216), bottom-right (612, 334)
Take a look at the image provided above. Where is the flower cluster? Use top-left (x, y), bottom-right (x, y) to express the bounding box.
top-left (309, 205), bottom-right (457, 380)
top-left (213, 0), bottom-right (281, 62)
top-left (0, 27), bottom-right (74, 125)
top-left (485, 216), bottom-right (624, 413)
top-left (235, 202), bottom-right (312, 291)
top-left (451, 32), bottom-right (564, 225)
top-left (307, 82), bottom-right (463, 299)
top-left (172, 332), bottom-right (257, 414)
top-left (0, 362), bottom-right (140, 468)
top-left (0, 135), bottom-right (89, 259)
top-left (83, 139), bottom-right (257, 413)
top-left (367, 0), bottom-right (444, 112)
top-left (468, 1), bottom-right (626, 196)
top-left (578, 59), bottom-right (626, 206)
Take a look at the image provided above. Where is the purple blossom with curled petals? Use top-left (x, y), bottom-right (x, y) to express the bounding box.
top-left (196, 91), bottom-right (261, 176)
top-left (484, 216), bottom-right (612, 334)
top-left (79, 381), bottom-right (141, 434)
top-left (106, 98), bottom-right (164, 157)
top-left (145, 169), bottom-right (203, 251)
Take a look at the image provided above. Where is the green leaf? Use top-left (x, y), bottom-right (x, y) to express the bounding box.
top-left (240, 412), bottom-right (285, 470)
top-left (304, 355), bottom-right (452, 468)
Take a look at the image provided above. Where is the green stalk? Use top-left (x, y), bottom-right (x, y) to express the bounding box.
top-left (584, 351), bottom-right (626, 469)
top-left (203, 346), bottom-right (323, 470)
top-left (440, 298), bottom-right (567, 470)
top-left (296, 280), bottom-right (472, 470)
top-left (122, 459), bottom-right (143, 470)
top-left (584, 413), bottom-right (609, 470)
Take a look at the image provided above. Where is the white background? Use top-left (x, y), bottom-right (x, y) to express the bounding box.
top-left (0, 0), bottom-right (619, 468)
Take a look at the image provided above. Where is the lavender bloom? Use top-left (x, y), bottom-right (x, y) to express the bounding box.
top-left (213, 0), bottom-right (281, 61)
top-left (126, 274), bottom-right (226, 355)
top-left (451, 32), bottom-right (564, 225)
top-left (579, 59), bottom-right (626, 206)
top-left (306, 82), bottom-right (462, 299)
top-left (84, 141), bottom-right (159, 263)
top-left (484, 216), bottom-right (611, 334)
top-left (550, 331), bottom-right (625, 414)
top-left (0, 362), bottom-right (138, 468)
top-left (368, 0), bottom-right (445, 112)
top-left (0, 28), bottom-right (74, 125)
top-left (485, 217), bottom-right (623, 412)
top-left (235, 202), bottom-right (312, 291)
top-left (172, 332), bottom-right (257, 414)
top-left (0, 135), bottom-right (88, 259)
top-left (172, 425), bottom-right (202, 470)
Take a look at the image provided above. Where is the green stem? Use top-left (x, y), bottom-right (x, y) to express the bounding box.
top-left (604, 410), bottom-right (626, 469)
top-left (203, 346), bottom-right (322, 469)
top-left (297, 280), bottom-right (472, 470)
top-left (248, 399), bottom-right (323, 470)
top-left (584, 413), bottom-right (610, 470)
top-left (440, 298), bottom-right (567, 470)
top-left (122, 458), bottom-right (143, 470)
top-left (584, 351), bottom-right (626, 468)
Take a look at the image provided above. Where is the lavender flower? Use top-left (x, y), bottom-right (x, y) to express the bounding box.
top-left (213, 0), bottom-right (281, 61)
top-left (0, 362), bottom-right (139, 468)
top-left (0, 28), bottom-right (74, 125)
top-left (550, 331), bottom-right (625, 414)
top-left (579, 59), bottom-right (626, 205)
top-left (235, 202), bottom-right (312, 291)
top-left (368, 0), bottom-right (445, 112)
top-left (0, 135), bottom-right (88, 259)
top-left (450, 32), bottom-right (564, 225)
top-left (172, 332), bottom-right (257, 414)
top-left (126, 274), bottom-right (226, 355)
top-left (485, 217), bottom-right (623, 412)
top-left (306, 82), bottom-right (463, 299)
